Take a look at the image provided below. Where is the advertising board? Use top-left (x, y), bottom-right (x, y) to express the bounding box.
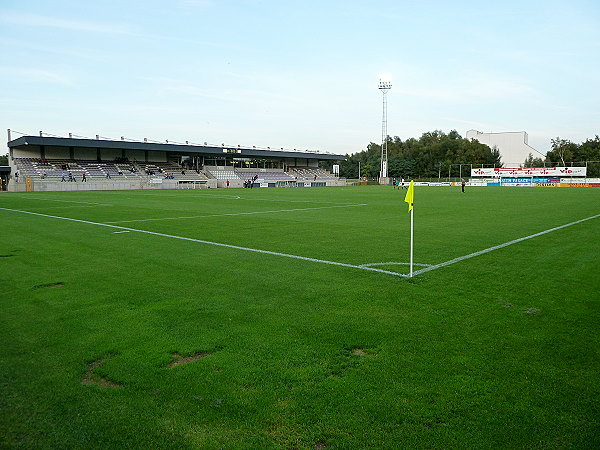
top-left (471, 167), bottom-right (586, 177)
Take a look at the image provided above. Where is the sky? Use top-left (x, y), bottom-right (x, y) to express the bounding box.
top-left (1, 0), bottom-right (599, 163)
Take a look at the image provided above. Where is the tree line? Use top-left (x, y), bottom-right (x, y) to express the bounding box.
top-left (542, 136), bottom-right (600, 175)
top-left (334, 130), bottom-right (502, 179)
top-left (326, 131), bottom-right (600, 179)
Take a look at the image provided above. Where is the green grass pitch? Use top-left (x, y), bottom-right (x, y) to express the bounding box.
top-left (1, 186), bottom-right (599, 448)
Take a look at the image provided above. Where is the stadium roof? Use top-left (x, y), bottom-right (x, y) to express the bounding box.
top-left (7, 136), bottom-right (345, 161)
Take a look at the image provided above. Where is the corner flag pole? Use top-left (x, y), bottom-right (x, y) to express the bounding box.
top-left (409, 204), bottom-right (414, 277)
top-left (404, 180), bottom-right (415, 277)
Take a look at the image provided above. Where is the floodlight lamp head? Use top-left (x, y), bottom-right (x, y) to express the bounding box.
top-left (378, 80), bottom-right (392, 90)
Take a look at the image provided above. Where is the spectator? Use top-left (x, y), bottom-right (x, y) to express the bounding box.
top-left (82, 172), bottom-right (87, 182)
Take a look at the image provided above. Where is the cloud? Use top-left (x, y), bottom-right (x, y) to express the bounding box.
top-left (141, 76), bottom-right (319, 107)
top-left (394, 72), bottom-right (535, 104)
top-left (0, 13), bottom-right (134, 35)
top-left (439, 117), bottom-right (496, 131)
top-left (0, 68), bottom-right (73, 86)
top-left (179, 0), bottom-right (214, 6)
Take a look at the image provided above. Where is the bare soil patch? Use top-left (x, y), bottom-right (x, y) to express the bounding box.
top-left (82, 357), bottom-right (121, 388)
top-left (33, 282), bottom-right (64, 289)
top-left (167, 352), bottom-right (211, 368)
top-left (351, 347), bottom-right (378, 357)
top-left (524, 308), bottom-right (542, 315)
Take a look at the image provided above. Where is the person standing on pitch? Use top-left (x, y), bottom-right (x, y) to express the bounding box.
top-left (461, 178), bottom-right (466, 193)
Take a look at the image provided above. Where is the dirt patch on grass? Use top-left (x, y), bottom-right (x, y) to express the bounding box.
top-left (524, 307), bottom-right (542, 315)
top-left (351, 347), bottom-right (377, 357)
top-left (33, 282), bottom-right (64, 289)
top-left (314, 441), bottom-right (327, 449)
top-left (167, 352), bottom-right (210, 368)
top-left (82, 357), bottom-right (121, 388)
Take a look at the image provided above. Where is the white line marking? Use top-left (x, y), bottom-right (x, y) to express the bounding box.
top-left (13, 196), bottom-right (112, 206)
top-left (0, 207), bottom-right (408, 278)
top-left (2, 207), bottom-right (597, 279)
top-left (105, 204), bottom-right (368, 223)
top-left (113, 231), bottom-right (130, 234)
top-left (31, 205), bottom-right (99, 209)
top-left (412, 213), bottom-right (600, 276)
top-left (134, 192), bottom-right (359, 205)
top-left (360, 262), bottom-right (433, 268)
top-left (134, 193), bottom-right (242, 200)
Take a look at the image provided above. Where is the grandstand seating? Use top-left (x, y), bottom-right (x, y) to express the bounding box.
top-left (136, 162), bottom-right (208, 181)
top-left (205, 167), bottom-right (297, 182)
top-left (11, 159), bottom-right (336, 188)
top-left (13, 158), bottom-right (144, 181)
top-left (289, 167), bottom-right (335, 180)
top-left (12, 158), bottom-right (208, 182)
top-left (204, 168), bottom-right (242, 181)
top-left (239, 171), bottom-right (295, 182)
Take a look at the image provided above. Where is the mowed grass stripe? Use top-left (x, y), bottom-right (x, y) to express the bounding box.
top-left (0, 207), bottom-right (408, 278)
top-left (104, 203), bottom-right (368, 223)
top-left (2, 202), bottom-right (598, 278)
top-left (413, 212), bottom-right (600, 276)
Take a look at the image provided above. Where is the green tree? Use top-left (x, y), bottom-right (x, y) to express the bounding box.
top-left (339, 130), bottom-right (503, 179)
top-left (523, 152), bottom-right (544, 168)
top-left (547, 138), bottom-right (577, 166)
top-left (0, 153), bottom-right (8, 165)
top-left (578, 135), bottom-right (600, 176)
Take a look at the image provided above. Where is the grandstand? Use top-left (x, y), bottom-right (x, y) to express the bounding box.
top-left (5, 135), bottom-right (345, 192)
top-left (289, 167), bottom-right (336, 181)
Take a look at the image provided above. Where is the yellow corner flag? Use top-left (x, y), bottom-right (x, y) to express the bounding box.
top-left (404, 180), bottom-right (414, 212)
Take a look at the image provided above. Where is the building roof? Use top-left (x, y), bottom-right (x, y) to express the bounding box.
top-left (8, 136), bottom-right (345, 161)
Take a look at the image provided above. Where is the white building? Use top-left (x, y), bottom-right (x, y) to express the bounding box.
top-left (465, 130), bottom-right (541, 167)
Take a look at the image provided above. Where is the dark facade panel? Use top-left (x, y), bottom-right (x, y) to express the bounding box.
top-left (8, 136), bottom-right (344, 161)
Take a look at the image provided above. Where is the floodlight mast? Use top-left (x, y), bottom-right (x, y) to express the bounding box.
top-left (378, 79), bottom-right (392, 182)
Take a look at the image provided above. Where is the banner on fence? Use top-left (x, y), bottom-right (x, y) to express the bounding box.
top-left (471, 167), bottom-right (587, 177)
top-left (414, 182), bottom-right (452, 187)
